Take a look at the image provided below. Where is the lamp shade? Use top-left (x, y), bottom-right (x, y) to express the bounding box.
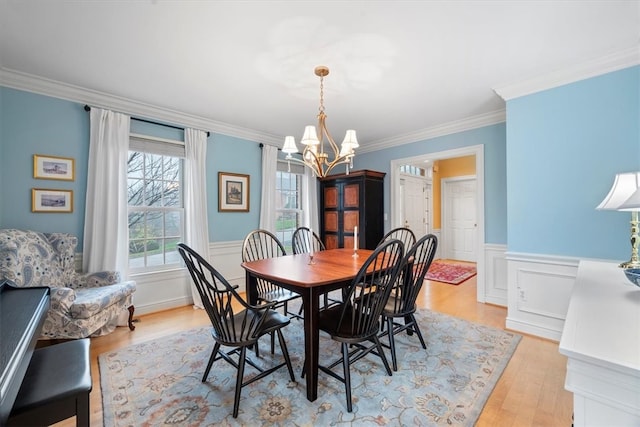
top-left (282, 136), bottom-right (298, 154)
top-left (619, 187), bottom-right (640, 211)
top-left (596, 172), bottom-right (640, 210)
top-left (300, 126), bottom-right (320, 146)
top-left (341, 129), bottom-right (359, 149)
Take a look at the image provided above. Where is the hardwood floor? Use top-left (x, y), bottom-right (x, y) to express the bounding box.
top-left (53, 273), bottom-right (573, 426)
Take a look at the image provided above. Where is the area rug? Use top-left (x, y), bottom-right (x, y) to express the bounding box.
top-left (426, 260), bottom-right (477, 285)
top-left (100, 309), bottom-right (520, 426)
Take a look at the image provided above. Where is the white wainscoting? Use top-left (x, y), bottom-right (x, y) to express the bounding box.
top-left (208, 240), bottom-right (246, 292)
top-left (431, 229), bottom-right (442, 259)
top-left (80, 242), bottom-right (596, 343)
top-left (100, 240), bottom-right (246, 316)
top-left (506, 252), bottom-right (581, 341)
top-left (484, 244), bottom-right (508, 307)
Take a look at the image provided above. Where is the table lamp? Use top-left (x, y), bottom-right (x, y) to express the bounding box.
top-left (597, 172), bottom-right (640, 269)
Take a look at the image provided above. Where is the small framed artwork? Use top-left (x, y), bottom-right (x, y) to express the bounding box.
top-left (218, 172), bottom-right (250, 212)
top-left (33, 154), bottom-right (75, 181)
top-left (32, 188), bottom-right (73, 213)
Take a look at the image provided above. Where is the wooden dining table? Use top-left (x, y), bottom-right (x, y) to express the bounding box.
top-left (241, 247), bottom-right (374, 401)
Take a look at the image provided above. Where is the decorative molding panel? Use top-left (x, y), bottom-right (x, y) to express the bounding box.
top-left (505, 252), bottom-right (581, 341)
top-left (484, 244), bottom-right (507, 307)
top-left (493, 47), bottom-right (640, 101)
top-left (130, 268), bottom-right (192, 315)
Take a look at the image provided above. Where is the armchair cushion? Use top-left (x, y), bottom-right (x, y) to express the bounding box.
top-left (0, 229), bottom-right (136, 339)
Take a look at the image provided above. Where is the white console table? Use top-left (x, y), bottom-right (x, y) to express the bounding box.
top-left (559, 260), bottom-right (640, 426)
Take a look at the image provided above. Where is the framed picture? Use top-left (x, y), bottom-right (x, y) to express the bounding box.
top-left (218, 172), bottom-right (250, 212)
top-left (32, 188), bottom-right (73, 213)
top-left (33, 154), bottom-right (75, 181)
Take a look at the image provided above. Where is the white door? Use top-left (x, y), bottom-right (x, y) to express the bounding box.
top-left (401, 174), bottom-right (427, 237)
top-left (443, 177), bottom-right (477, 261)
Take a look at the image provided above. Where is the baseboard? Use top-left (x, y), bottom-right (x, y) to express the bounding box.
top-left (134, 296), bottom-right (193, 316)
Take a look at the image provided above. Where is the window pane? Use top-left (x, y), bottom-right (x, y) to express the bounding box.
top-left (165, 237), bottom-right (181, 265)
top-left (147, 180), bottom-right (164, 207)
top-left (128, 178), bottom-right (144, 206)
top-left (164, 181), bottom-right (181, 207)
top-left (145, 211), bottom-right (163, 239)
top-left (165, 211), bottom-right (182, 237)
top-left (146, 239), bottom-right (164, 267)
top-left (127, 152), bottom-right (144, 179)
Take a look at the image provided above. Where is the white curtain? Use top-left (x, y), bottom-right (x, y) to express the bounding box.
top-left (83, 108), bottom-right (131, 275)
top-left (184, 128), bottom-right (209, 309)
top-left (303, 167), bottom-right (319, 231)
top-left (259, 144), bottom-right (278, 232)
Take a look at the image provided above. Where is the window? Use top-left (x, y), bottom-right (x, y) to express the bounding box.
top-left (275, 162), bottom-right (304, 252)
top-left (127, 135), bottom-right (185, 272)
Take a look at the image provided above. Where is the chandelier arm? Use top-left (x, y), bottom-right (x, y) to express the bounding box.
top-left (301, 146), bottom-right (323, 177)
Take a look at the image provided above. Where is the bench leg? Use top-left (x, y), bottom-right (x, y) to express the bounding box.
top-left (76, 392), bottom-right (90, 427)
top-left (127, 305), bottom-right (135, 331)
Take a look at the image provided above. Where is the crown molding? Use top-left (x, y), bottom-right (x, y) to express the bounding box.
top-left (493, 46), bottom-right (640, 101)
top-left (359, 109), bottom-right (506, 154)
top-left (0, 67), bottom-right (283, 145)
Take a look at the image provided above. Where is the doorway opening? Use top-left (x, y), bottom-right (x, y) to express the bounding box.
top-left (390, 145), bottom-right (485, 302)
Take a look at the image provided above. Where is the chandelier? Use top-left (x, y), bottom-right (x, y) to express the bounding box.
top-left (282, 65), bottom-right (358, 177)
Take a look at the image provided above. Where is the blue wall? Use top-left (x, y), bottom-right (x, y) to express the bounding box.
top-left (2, 64), bottom-right (638, 262)
top-left (506, 66), bottom-right (639, 260)
top-left (355, 123), bottom-right (508, 244)
top-left (1, 88), bottom-right (89, 236)
top-left (0, 87), bottom-right (264, 248)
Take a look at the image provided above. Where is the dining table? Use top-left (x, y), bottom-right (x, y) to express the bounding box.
top-left (241, 247), bottom-right (374, 402)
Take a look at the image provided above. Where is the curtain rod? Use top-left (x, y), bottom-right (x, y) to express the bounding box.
top-left (84, 105), bottom-right (210, 137)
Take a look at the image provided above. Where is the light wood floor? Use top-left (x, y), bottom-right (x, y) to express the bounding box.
top-left (53, 273), bottom-right (573, 427)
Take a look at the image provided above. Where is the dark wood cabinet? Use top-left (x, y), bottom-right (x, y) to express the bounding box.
top-left (319, 169), bottom-right (385, 250)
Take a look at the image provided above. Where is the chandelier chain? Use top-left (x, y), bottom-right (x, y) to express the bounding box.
top-left (318, 74), bottom-right (325, 114)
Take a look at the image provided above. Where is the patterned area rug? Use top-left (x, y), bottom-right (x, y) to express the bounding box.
top-left (426, 260), bottom-right (477, 285)
top-left (100, 309), bottom-right (520, 426)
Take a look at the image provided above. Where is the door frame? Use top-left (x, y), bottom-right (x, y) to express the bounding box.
top-left (390, 144), bottom-right (486, 303)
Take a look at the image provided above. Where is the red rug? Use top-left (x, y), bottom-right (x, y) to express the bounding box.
top-left (426, 260), bottom-right (477, 285)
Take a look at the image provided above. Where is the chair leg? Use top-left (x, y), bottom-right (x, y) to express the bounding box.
top-left (276, 329), bottom-right (296, 381)
top-left (271, 331), bottom-right (275, 354)
top-left (127, 305), bottom-right (136, 331)
top-left (387, 316), bottom-right (398, 371)
top-left (233, 346), bottom-right (247, 418)
top-left (342, 342), bottom-right (353, 413)
top-left (410, 314), bottom-right (427, 349)
top-left (202, 342), bottom-right (220, 382)
top-left (374, 335), bottom-right (393, 376)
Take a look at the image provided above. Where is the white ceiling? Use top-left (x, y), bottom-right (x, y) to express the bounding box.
top-left (1, 1), bottom-right (638, 149)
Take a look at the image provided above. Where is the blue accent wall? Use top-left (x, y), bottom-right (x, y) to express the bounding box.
top-left (2, 64), bottom-right (637, 263)
top-left (1, 87), bottom-right (88, 237)
top-left (506, 66), bottom-right (640, 260)
top-left (0, 87), bottom-right (263, 247)
top-left (208, 134), bottom-right (262, 242)
top-left (355, 123), bottom-right (508, 244)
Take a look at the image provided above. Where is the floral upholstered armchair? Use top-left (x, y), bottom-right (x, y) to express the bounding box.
top-left (0, 229), bottom-right (136, 339)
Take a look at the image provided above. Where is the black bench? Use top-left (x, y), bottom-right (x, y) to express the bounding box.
top-left (8, 338), bottom-right (92, 427)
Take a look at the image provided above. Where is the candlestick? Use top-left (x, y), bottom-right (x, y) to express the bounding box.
top-left (354, 226), bottom-right (358, 251)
